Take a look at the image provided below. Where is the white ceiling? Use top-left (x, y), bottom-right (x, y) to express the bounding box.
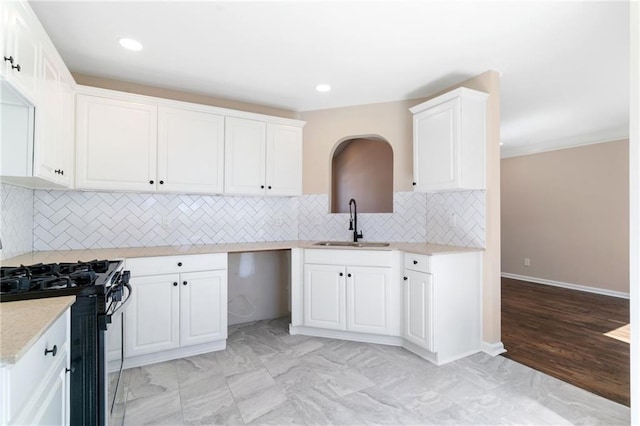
top-left (30, 1), bottom-right (630, 156)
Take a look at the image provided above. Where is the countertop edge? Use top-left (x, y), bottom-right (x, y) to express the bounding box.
top-left (0, 295), bottom-right (76, 365)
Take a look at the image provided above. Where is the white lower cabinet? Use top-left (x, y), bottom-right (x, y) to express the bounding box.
top-left (402, 268), bottom-right (434, 351)
top-left (124, 254), bottom-right (227, 367)
top-left (402, 252), bottom-right (482, 365)
top-left (0, 309), bottom-right (70, 426)
top-left (301, 249), bottom-right (399, 337)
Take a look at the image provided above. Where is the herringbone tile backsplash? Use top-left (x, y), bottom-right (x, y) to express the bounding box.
top-left (33, 190), bottom-right (299, 250)
top-left (1, 184), bottom-right (485, 255)
top-left (0, 183), bottom-right (34, 260)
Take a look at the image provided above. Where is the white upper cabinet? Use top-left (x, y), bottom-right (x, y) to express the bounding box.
top-left (225, 117), bottom-right (303, 196)
top-left (224, 117), bottom-right (267, 195)
top-left (266, 123), bottom-right (303, 196)
top-left (410, 87), bottom-right (488, 191)
top-left (1, 1), bottom-right (40, 103)
top-left (76, 94), bottom-right (158, 192)
top-left (76, 87), bottom-right (305, 196)
top-left (157, 106), bottom-right (224, 193)
top-left (0, 0), bottom-right (75, 189)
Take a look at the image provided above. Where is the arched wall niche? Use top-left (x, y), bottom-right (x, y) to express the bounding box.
top-left (330, 135), bottom-right (393, 213)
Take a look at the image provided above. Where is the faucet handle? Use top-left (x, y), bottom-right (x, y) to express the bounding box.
top-left (356, 231), bottom-right (363, 239)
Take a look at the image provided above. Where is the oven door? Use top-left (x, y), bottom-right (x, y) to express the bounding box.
top-left (104, 279), bottom-right (131, 426)
top-left (106, 308), bottom-right (126, 426)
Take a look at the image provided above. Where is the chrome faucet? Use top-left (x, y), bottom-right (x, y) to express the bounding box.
top-left (348, 198), bottom-right (363, 242)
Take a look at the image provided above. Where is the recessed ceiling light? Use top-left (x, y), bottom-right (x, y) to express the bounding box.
top-left (315, 84), bottom-right (331, 93)
top-left (119, 38), bottom-right (143, 51)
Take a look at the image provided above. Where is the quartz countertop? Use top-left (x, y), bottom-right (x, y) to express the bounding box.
top-left (1, 241), bottom-right (482, 265)
top-left (0, 296), bottom-right (75, 364)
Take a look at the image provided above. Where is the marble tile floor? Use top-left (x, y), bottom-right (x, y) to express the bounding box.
top-left (118, 317), bottom-right (630, 425)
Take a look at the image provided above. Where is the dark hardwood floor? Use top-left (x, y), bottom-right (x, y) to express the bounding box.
top-left (501, 277), bottom-right (630, 406)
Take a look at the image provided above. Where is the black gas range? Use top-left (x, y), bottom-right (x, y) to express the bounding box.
top-left (0, 259), bottom-right (131, 426)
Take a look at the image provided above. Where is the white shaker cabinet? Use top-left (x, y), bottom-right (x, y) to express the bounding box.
top-left (75, 94), bottom-right (158, 192)
top-left (303, 264), bottom-right (346, 330)
top-left (225, 117), bottom-right (303, 196)
top-left (402, 251), bottom-right (482, 365)
top-left (1, 0), bottom-right (40, 103)
top-left (124, 254), bottom-right (228, 367)
top-left (157, 106), bottom-right (225, 193)
top-left (0, 309), bottom-right (70, 426)
top-left (410, 87), bottom-right (488, 191)
top-left (0, 0), bottom-right (74, 189)
top-left (300, 249), bottom-right (399, 337)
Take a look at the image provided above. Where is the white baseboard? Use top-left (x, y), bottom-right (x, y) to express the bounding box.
top-left (501, 272), bottom-right (630, 299)
top-left (481, 341), bottom-right (506, 356)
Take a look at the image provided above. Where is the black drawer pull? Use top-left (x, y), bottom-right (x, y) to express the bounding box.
top-left (413, 260), bottom-right (418, 265)
top-left (44, 345), bottom-right (57, 357)
top-left (403, 276), bottom-right (408, 281)
top-left (177, 262), bottom-right (182, 267)
top-left (11, 63), bottom-right (21, 72)
top-left (4, 55), bottom-right (14, 64)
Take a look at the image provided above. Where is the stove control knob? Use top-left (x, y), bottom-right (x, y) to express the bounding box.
top-left (44, 345), bottom-right (57, 357)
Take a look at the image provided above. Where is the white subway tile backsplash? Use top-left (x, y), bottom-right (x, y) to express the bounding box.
top-left (33, 190), bottom-right (299, 250)
top-left (298, 192), bottom-right (428, 242)
top-left (426, 191), bottom-right (485, 248)
top-left (0, 183), bottom-right (34, 260)
top-left (24, 188), bottom-right (484, 252)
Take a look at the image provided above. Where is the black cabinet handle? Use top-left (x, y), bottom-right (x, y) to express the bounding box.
top-left (44, 345), bottom-right (57, 357)
top-left (268, 186), bottom-right (272, 190)
top-left (173, 282), bottom-right (178, 286)
top-left (177, 262), bottom-right (182, 267)
top-left (4, 55), bottom-right (13, 64)
top-left (413, 260), bottom-right (418, 265)
top-left (339, 272), bottom-right (343, 276)
top-left (11, 63), bottom-right (20, 72)
top-left (347, 273), bottom-right (352, 278)
top-left (261, 185), bottom-right (265, 189)
top-left (60, 170), bottom-right (64, 175)
top-left (149, 180), bottom-right (154, 184)
top-left (65, 367), bottom-right (74, 373)
top-left (403, 276), bottom-right (408, 281)
top-left (159, 180), bottom-right (164, 185)
top-left (412, 182), bottom-right (416, 186)
top-left (183, 281), bottom-right (188, 286)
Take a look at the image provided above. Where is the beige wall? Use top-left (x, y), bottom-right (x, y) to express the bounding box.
top-left (501, 140), bottom-right (630, 293)
top-left (301, 70), bottom-right (502, 345)
top-left (72, 73), bottom-right (298, 119)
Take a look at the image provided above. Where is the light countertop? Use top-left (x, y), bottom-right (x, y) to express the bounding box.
top-left (0, 296), bottom-right (75, 364)
top-left (2, 241), bottom-right (482, 265)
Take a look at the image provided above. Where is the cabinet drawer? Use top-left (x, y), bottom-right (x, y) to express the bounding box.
top-left (126, 253), bottom-right (227, 276)
top-left (403, 253), bottom-right (432, 274)
top-left (6, 310), bottom-right (69, 419)
top-left (304, 249), bottom-right (392, 267)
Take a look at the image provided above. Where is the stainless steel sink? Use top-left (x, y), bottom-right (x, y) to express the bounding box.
top-left (313, 241), bottom-right (390, 248)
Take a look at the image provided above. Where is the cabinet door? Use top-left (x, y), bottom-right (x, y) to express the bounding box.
top-left (413, 97), bottom-right (459, 191)
top-left (303, 264), bottom-right (346, 330)
top-left (265, 123), bottom-right (302, 196)
top-left (29, 361), bottom-right (68, 426)
top-left (180, 270), bottom-right (228, 347)
top-left (3, 2), bottom-right (40, 102)
top-left (403, 269), bottom-right (434, 351)
top-left (76, 95), bottom-right (157, 191)
top-left (56, 77), bottom-right (74, 187)
top-left (346, 266), bottom-right (394, 335)
top-left (157, 107), bottom-right (224, 194)
top-left (33, 47), bottom-right (61, 183)
top-left (224, 117), bottom-right (266, 195)
top-left (125, 274), bottom-right (180, 357)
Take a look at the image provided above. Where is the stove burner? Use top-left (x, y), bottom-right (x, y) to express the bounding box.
top-left (0, 259), bottom-right (114, 297)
